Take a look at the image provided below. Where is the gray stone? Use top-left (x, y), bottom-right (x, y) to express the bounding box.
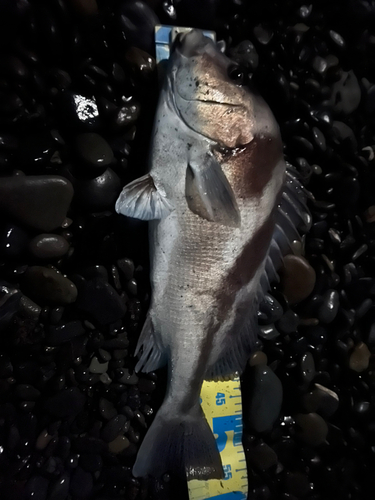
top-left (0, 175), bottom-right (73, 231)
top-left (246, 365), bottom-right (283, 433)
top-left (29, 234), bottom-right (69, 260)
top-left (295, 412), bottom-right (328, 446)
top-left (76, 133), bottom-right (114, 169)
top-left (23, 266), bottom-right (77, 306)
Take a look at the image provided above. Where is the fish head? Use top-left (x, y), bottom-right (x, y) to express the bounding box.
top-left (169, 29), bottom-right (263, 148)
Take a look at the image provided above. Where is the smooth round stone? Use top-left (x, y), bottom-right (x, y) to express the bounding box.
top-left (44, 387), bottom-right (85, 417)
top-left (117, 257), bottom-right (135, 281)
top-left (285, 471), bottom-right (310, 497)
top-left (258, 293), bottom-right (284, 323)
top-left (89, 356), bottom-right (109, 374)
top-left (259, 323), bottom-right (280, 340)
top-left (70, 467), bottom-right (93, 499)
top-left (125, 46), bottom-right (155, 76)
top-left (108, 434), bottom-right (130, 454)
top-left (280, 255), bottom-right (316, 305)
top-left (0, 175), bottom-right (73, 232)
top-left (247, 441), bottom-right (278, 471)
top-left (229, 40), bottom-right (259, 70)
top-left (253, 24), bottom-right (273, 44)
top-left (246, 365), bottom-right (283, 433)
top-left (0, 282), bottom-right (22, 329)
top-left (300, 352), bottom-right (316, 384)
top-left (80, 453), bottom-right (103, 473)
top-left (75, 133), bottom-right (114, 169)
top-left (332, 121), bottom-right (357, 151)
top-left (99, 398), bottom-right (117, 420)
top-left (25, 475), bottom-right (49, 500)
top-left (249, 351), bottom-right (268, 366)
top-left (329, 30), bottom-right (346, 49)
top-left (317, 290), bottom-right (339, 324)
top-left (29, 233), bottom-right (69, 260)
top-left (101, 415), bottom-right (127, 442)
top-left (14, 384), bottom-right (40, 400)
top-left (118, 0), bottom-right (159, 54)
top-left (302, 383), bottom-right (339, 417)
top-left (74, 168), bottom-right (121, 210)
top-left (312, 127), bottom-right (326, 151)
top-left (349, 342), bottom-right (371, 372)
top-left (277, 310), bottom-right (300, 334)
top-left (0, 223), bottom-right (29, 258)
top-left (23, 266), bottom-right (77, 305)
top-left (295, 413), bottom-right (328, 446)
top-left (48, 472), bottom-right (70, 500)
top-left (76, 278), bottom-right (126, 325)
top-left (36, 429), bottom-right (54, 450)
top-left (330, 70), bottom-right (361, 115)
top-left (47, 321), bottom-right (85, 345)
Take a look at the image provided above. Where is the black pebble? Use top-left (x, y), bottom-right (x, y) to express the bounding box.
top-left (44, 387), bottom-right (85, 418)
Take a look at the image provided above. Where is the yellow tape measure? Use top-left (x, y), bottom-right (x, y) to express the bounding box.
top-left (188, 377), bottom-right (248, 500)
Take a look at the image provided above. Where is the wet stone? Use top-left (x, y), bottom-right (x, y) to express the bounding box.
top-left (302, 384), bottom-right (339, 417)
top-left (138, 377), bottom-right (156, 393)
top-left (247, 441), bottom-right (278, 471)
top-left (300, 352), bottom-right (316, 385)
top-left (14, 384), bottom-right (40, 400)
top-left (330, 70), bottom-right (361, 115)
top-left (73, 168), bottom-right (121, 210)
top-left (23, 266), bottom-right (77, 306)
top-left (349, 342), bottom-right (371, 372)
top-left (76, 278), bottom-right (126, 325)
top-left (108, 434), bottom-right (130, 454)
top-left (0, 223), bottom-right (29, 258)
top-left (0, 281), bottom-right (22, 329)
top-left (295, 413), bottom-right (328, 446)
top-left (125, 46), bottom-right (155, 76)
top-left (70, 467), bottom-right (93, 499)
top-left (118, 0), bottom-right (159, 54)
top-left (47, 321), bottom-right (85, 345)
top-left (45, 387), bottom-right (85, 418)
top-left (101, 414), bottom-right (127, 442)
top-left (280, 255), bottom-right (316, 305)
top-left (329, 30), bottom-right (346, 49)
top-left (117, 257), bottom-right (135, 281)
top-left (258, 293), bottom-right (284, 324)
top-left (75, 133), bottom-right (114, 170)
top-left (277, 310), bottom-right (300, 334)
top-left (29, 234), bottom-right (69, 260)
top-left (80, 453), bottom-right (103, 473)
top-left (249, 351), bottom-right (268, 366)
top-left (312, 127), bottom-right (326, 151)
top-left (285, 471), bottom-right (310, 497)
top-left (89, 356), bottom-right (109, 374)
top-left (48, 472), bottom-right (70, 500)
top-left (317, 290), bottom-right (339, 324)
top-left (73, 437), bottom-right (107, 454)
top-left (25, 475), bottom-right (49, 500)
top-left (0, 175), bottom-right (74, 232)
top-left (229, 40), bottom-right (259, 70)
top-left (245, 365), bottom-right (283, 433)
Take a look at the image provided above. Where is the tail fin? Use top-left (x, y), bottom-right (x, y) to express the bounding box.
top-left (132, 401), bottom-right (223, 480)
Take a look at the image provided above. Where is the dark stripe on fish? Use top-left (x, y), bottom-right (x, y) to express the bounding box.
top-left (225, 134), bottom-right (283, 198)
top-left (216, 214), bottom-right (275, 320)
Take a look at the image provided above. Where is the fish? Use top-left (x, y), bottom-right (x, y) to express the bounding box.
top-left (115, 29), bottom-right (311, 481)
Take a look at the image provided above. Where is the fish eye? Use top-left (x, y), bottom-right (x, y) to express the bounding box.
top-left (228, 65), bottom-right (245, 85)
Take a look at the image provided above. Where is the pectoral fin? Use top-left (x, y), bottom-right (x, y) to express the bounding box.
top-left (185, 151), bottom-right (240, 227)
top-left (115, 174), bottom-right (173, 220)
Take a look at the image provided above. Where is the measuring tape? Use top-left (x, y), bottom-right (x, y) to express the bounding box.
top-left (154, 25), bottom-right (248, 500)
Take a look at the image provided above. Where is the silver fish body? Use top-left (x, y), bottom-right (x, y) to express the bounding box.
top-left (116, 30), bottom-right (310, 480)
